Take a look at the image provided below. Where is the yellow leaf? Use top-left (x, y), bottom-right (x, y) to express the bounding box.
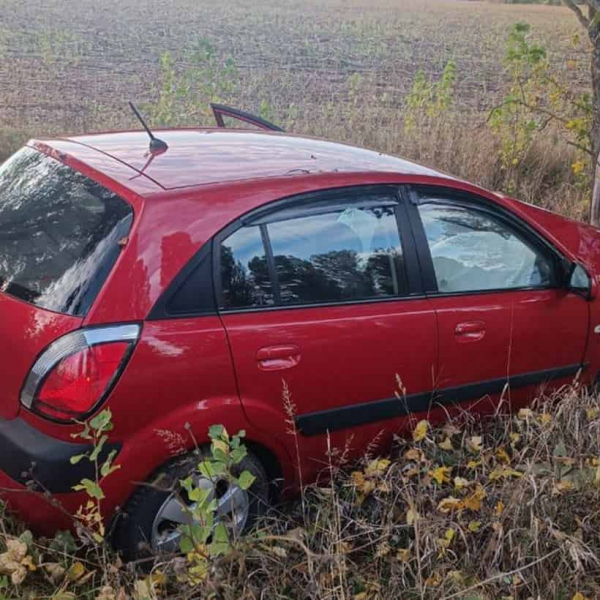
top-left (212, 439), bottom-right (229, 455)
top-left (406, 508), bottom-right (419, 525)
top-left (554, 480), bottom-right (574, 494)
top-left (489, 467), bottom-right (523, 481)
top-left (429, 466), bottom-right (452, 485)
top-left (365, 458), bottom-right (390, 477)
top-left (586, 408), bottom-right (600, 421)
top-left (463, 486), bottom-right (486, 511)
top-left (468, 436), bottom-right (483, 452)
top-left (425, 572), bottom-right (442, 587)
top-left (539, 412), bottom-right (552, 426)
top-left (467, 459), bottom-right (481, 469)
top-left (68, 561), bottom-right (85, 582)
top-left (496, 447), bottom-right (510, 464)
top-left (21, 555), bottom-right (36, 572)
top-left (572, 594), bottom-right (590, 600)
top-left (495, 501), bottom-right (505, 515)
top-left (437, 497), bottom-right (463, 513)
top-left (454, 476), bottom-right (469, 490)
top-left (404, 448), bottom-right (423, 462)
top-left (396, 548), bottom-right (410, 562)
top-left (468, 520), bottom-right (481, 532)
top-left (438, 437), bottom-right (453, 451)
top-left (413, 420), bottom-right (429, 442)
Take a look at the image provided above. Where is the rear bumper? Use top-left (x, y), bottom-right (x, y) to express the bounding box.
top-left (0, 468), bottom-right (81, 535)
top-left (0, 416), bottom-right (121, 535)
top-left (0, 417), bottom-right (120, 493)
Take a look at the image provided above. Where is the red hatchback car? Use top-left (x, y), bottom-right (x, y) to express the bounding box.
top-left (1, 106), bottom-right (599, 557)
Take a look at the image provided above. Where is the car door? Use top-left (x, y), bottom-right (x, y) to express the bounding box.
top-left (216, 186), bottom-right (437, 482)
top-left (406, 186), bottom-right (589, 413)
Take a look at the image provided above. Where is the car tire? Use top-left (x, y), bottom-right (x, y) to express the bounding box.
top-left (112, 449), bottom-right (270, 561)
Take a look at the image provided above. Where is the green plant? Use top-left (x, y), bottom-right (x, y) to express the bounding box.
top-left (148, 38), bottom-right (238, 127)
top-left (404, 60), bottom-right (457, 133)
top-left (489, 23), bottom-right (592, 191)
top-left (70, 409), bottom-right (121, 544)
top-left (177, 425), bottom-right (256, 583)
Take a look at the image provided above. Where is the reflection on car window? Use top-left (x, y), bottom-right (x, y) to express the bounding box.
top-left (221, 226), bottom-right (274, 308)
top-left (268, 205), bottom-right (406, 306)
top-left (0, 147), bottom-right (133, 316)
top-left (418, 202), bottom-right (555, 293)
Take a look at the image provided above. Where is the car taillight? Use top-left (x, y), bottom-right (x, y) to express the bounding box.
top-left (20, 324), bottom-right (140, 422)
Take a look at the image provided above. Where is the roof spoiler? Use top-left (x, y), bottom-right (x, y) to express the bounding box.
top-left (210, 103), bottom-right (284, 132)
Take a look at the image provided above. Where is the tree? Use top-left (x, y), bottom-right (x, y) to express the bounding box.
top-left (563, 1), bottom-right (600, 224)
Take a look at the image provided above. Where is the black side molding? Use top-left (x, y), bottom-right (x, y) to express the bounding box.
top-left (0, 417), bottom-right (121, 493)
top-left (295, 364), bottom-right (585, 436)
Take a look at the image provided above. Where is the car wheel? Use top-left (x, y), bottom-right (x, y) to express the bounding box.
top-left (112, 449), bottom-right (269, 561)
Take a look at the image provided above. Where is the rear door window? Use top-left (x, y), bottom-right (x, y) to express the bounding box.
top-left (0, 147), bottom-right (133, 316)
top-left (218, 189), bottom-right (407, 310)
top-left (268, 205), bottom-right (406, 305)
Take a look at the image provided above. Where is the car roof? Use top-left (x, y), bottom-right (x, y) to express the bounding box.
top-left (57, 128), bottom-right (448, 191)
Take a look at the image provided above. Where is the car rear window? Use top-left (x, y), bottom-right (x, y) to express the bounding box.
top-left (0, 147), bottom-right (133, 316)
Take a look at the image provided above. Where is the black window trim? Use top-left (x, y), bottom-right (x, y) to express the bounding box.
top-left (214, 184), bottom-right (424, 314)
top-left (406, 185), bottom-right (568, 298)
top-left (147, 243), bottom-right (217, 320)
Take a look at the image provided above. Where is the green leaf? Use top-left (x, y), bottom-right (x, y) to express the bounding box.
top-left (238, 471), bottom-right (256, 491)
top-left (208, 424), bottom-right (225, 440)
top-left (89, 434), bottom-right (107, 462)
top-left (209, 523), bottom-right (231, 556)
top-left (100, 450), bottom-right (120, 477)
top-left (79, 478), bottom-right (105, 500)
top-left (70, 453), bottom-right (86, 465)
top-left (231, 445), bottom-right (247, 465)
top-left (179, 537), bottom-right (194, 554)
top-left (19, 530), bottom-right (33, 550)
top-left (89, 409), bottom-right (113, 433)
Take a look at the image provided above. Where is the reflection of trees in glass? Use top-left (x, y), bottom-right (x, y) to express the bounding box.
top-left (0, 148), bottom-right (132, 314)
top-left (275, 249), bottom-right (374, 304)
top-left (221, 245), bottom-right (272, 308)
top-left (365, 251), bottom-right (405, 296)
top-left (274, 248), bottom-right (405, 305)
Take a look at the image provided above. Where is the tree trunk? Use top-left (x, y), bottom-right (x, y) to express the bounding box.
top-left (591, 161), bottom-right (600, 227)
top-left (590, 18), bottom-right (600, 226)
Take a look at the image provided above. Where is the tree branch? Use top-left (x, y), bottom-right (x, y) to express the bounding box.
top-left (564, 0), bottom-right (591, 30)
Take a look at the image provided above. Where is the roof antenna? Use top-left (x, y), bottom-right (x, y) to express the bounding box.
top-left (128, 101), bottom-right (168, 153)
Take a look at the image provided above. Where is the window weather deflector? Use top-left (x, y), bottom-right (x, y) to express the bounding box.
top-left (210, 103), bottom-right (285, 132)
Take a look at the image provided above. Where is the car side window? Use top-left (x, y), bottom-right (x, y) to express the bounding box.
top-left (219, 193), bottom-right (408, 310)
top-left (417, 201), bottom-right (556, 294)
top-left (268, 204), bottom-right (406, 305)
top-left (221, 226), bottom-right (274, 309)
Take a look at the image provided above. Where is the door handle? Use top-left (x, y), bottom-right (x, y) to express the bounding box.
top-left (455, 321), bottom-right (485, 343)
top-left (256, 344), bottom-right (301, 371)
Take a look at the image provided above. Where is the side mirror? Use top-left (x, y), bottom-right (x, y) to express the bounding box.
top-left (567, 263), bottom-right (592, 300)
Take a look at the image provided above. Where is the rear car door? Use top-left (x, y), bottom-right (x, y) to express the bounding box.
top-left (216, 186), bottom-right (437, 481)
top-left (406, 186), bottom-right (589, 412)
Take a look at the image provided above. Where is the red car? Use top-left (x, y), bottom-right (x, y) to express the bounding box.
top-left (0, 105), bottom-right (598, 558)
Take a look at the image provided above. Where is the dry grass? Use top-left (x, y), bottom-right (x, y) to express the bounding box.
top-left (3, 385), bottom-right (600, 598)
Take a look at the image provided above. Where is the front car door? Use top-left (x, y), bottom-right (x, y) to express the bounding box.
top-left (407, 186), bottom-right (589, 413)
top-left (216, 186), bottom-right (437, 483)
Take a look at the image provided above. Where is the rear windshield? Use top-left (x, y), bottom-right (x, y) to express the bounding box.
top-left (0, 147), bottom-right (133, 316)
